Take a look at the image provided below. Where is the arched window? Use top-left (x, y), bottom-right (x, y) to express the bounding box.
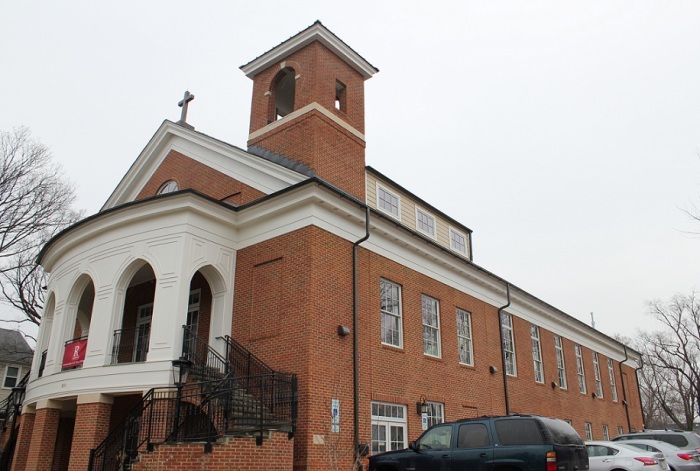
top-left (157, 180), bottom-right (179, 194)
top-left (269, 67), bottom-right (295, 122)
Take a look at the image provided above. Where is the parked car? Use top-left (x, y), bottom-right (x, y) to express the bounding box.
top-left (368, 414), bottom-right (589, 471)
top-left (586, 441), bottom-right (669, 471)
top-left (620, 440), bottom-right (700, 471)
top-left (614, 432), bottom-right (700, 452)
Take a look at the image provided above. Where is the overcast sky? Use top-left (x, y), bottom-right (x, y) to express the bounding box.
top-left (2, 1), bottom-right (699, 344)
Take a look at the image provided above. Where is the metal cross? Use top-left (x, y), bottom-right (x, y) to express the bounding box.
top-left (177, 90), bottom-right (195, 125)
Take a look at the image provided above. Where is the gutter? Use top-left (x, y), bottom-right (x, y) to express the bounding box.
top-left (353, 206), bottom-right (371, 465)
top-left (497, 283), bottom-right (512, 415)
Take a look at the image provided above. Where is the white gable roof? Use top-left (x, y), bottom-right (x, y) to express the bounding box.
top-left (102, 121), bottom-right (308, 211)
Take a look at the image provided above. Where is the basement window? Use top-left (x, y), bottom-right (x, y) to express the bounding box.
top-left (335, 80), bottom-right (347, 112)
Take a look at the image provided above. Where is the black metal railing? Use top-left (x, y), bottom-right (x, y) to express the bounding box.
top-left (182, 325), bottom-right (228, 382)
top-left (88, 388), bottom-right (179, 471)
top-left (111, 326), bottom-right (150, 365)
top-left (0, 370), bottom-right (29, 471)
top-left (0, 371), bottom-right (29, 430)
top-left (38, 350), bottom-right (47, 378)
top-left (89, 375), bottom-right (297, 471)
top-left (171, 374), bottom-right (297, 445)
top-left (223, 335), bottom-right (276, 380)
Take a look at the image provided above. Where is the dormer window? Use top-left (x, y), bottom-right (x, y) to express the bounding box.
top-left (449, 227), bottom-right (468, 256)
top-left (377, 184), bottom-right (400, 219)
top-left (416, 208), bottom-right (436, 239)
top-left (335, 80), bottom-right (346, 112)
top-left (270, 67), bottom-right (296, 122)
top-left (157, 180), bottom-right (179, 195)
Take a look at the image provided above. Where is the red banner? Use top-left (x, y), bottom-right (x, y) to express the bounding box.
top-left (62, 339), bottom-right (87, 368)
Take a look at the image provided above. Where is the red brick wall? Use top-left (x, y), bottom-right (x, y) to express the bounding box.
top-left (67, 402), bottom-right (112, 471)
top-left (24, 407), bottom-right (60, 471)
top-left (247, 42), bottom-right (367, 200)
top-left (231, 226), bottom-right (643, 470)
top-left (131, 432), bottom-right (293, 471)
top-left (249, 42), bottom-right (366, 135)
top-left (10, 411), bottom-right (34, 471)
top-left (136, 150), bottom-right (267, 205)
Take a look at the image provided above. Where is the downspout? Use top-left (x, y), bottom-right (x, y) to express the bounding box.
top-left (634, 352), bottom-right (645, 431)
top-left (497, 283), bottom-right (511, 415)
top-left (353, 207), bottom-right (371, 466)
top-left (618, 345), bottom-right (632, 432)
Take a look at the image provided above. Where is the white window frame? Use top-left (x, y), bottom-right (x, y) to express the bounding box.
top-left (530, 325), bottom-right (544, 383)
top-left (500, 312), bottom-right (517, 376)
top-left (422, 295), bottom-right (441, 357)
top-left (608, 358), bottom-right (618, 402)
top-left (575, 344), bottom-right (586, 394)
top-left (602, 424), bottom-right (610, 441)
top-left (134, 303), bottom-right (153, 363)
top-left (593, 352), bottom-right (603, 398)
top-left (371, 402), bottom-right (407, 454)
top-left (2, 365), bottom-right (21, 389)
top-left (617, 426), bottom-right (624, 437)
top-left (585, 422), bottom-right (593, 441)
top-left (554, 335), bottom-right (567, 389)
top-left (415, 207), bottom-right (437, 239)
top-left (448, 227), bottom-right (468, 256)
top-left (377, 184), bottom-right (400, 220)
top-left (425, 401), bottom-right (445, 428)
top-left (380, 279), bottom-right (403, 348)
top-left (456, 308), bottom-right (473, 366)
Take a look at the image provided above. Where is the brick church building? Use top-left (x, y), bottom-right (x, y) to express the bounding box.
top-left (5, 21), bottom-right (642, 471)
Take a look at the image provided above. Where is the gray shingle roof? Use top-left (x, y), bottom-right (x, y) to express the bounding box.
top-left (0, 329), bottom-right (33, 364)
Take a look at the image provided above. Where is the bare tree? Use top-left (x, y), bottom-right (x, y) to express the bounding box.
top-left (0, 127), bottom-right (81, 326)
top-left (633, 292), bottom-right (700, 430)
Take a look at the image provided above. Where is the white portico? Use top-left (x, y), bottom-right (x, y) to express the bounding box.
top-left (27, 193), bottom-right (237, 404)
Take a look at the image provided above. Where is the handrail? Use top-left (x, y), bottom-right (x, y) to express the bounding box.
top-left (223, 335), bottom-right (292, 379)
top-left (89, 332), bottom-right (299, 470)
top-left (182, 325), bottom-right (228, 381)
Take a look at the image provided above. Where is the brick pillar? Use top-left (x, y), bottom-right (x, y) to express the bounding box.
top-left (10, 405), bottom-right (35, 471)
top-left (24, 401), bottom-right (61, 471)
top-left (67, 394), bottom-right (113, 471)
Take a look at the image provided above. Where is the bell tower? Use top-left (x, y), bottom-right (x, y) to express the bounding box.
top-left (240, 21), bottom-right (378, 200)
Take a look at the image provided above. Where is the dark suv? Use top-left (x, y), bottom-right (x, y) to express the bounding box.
top-left (613, 431), bottom-right (700, 451)
top-left (368, 414), bottom-right (589, 471)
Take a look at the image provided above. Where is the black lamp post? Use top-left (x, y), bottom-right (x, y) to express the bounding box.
top-left (171, 357), bottom-right (192, 442)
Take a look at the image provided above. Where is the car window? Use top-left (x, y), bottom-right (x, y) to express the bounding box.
top-left (458, 423), bottom-right (490, 449)
top-left (659, 435), bottom-right (689, 448)
top-left (587, 445), bottom-right (618, 457)
top-left (494, 419), bottom-right (545, 445)
top-left (418, 425), bottom-right (452, 451)
top-left (539, 417), bottom-right (584, 445)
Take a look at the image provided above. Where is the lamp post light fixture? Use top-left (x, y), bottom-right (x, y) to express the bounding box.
top-left (170, 357), bottom-right (193, 442)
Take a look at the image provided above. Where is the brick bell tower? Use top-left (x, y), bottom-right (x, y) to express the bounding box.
top-left (240, 21), bottom-right (378, 200)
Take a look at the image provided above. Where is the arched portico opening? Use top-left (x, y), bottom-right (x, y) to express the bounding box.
top-left (36, 293), bottom-right (55, 377)
top-left (62, 275), bottom-right (95, 370)
top-left (182, 265), bottom-right (228, 378)
top-left (112, 263), bottom-right (156, 364)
